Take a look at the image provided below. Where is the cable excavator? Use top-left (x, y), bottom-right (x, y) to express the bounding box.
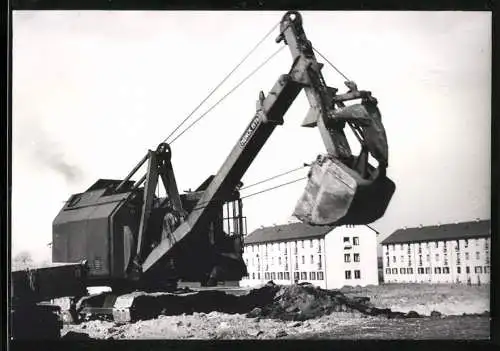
top-left (11, 11), bottom-right (395, 339)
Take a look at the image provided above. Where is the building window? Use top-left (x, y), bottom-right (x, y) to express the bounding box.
top-left (345, 270), bottom-right (352, 279)
top-left (295, 262), bottom-right (298, 270)
top-left (407, 268), bottom-right (413, 274)
top-left (310, 272), bottom-right (316, 280)
top-left (465, 239), bottom-right (469, 248)
top-left (443, 267), bottom-right (450, 274)
top-left (485, 240), bottom-right (489, 250)
top-left (354, 270), bottom-right (361, 279)
top-left (301, 241), bottom-right (304, 249)
top-left (385, 268), bottom-right (391, 274)
top-left (426, 242), bottom-right (430, 249)
top-left (353, 237), bottom-right (359, 246)
top-left (457, 267), bottom-right (461, 274)
top-left (400, 255), bottom-right (404, 262)
top-left (343, 237), bottom-right (350, 243)
top-left (310, 255), bottom-right (314, 264)
top-left (426, 254), bottom-right (430, 262)
top-left (392, 268), bottom-right (397, 274)
top-left (354, 253), bottom-right (360, 262)
top-left (386, 256), bottom-right (390, 267)
top-left (252, 273), bottom-right (255, 279)
top-left (434, 267), bottom-right (441, 274)
top-left (476, 252), bottom-right (480, 260)
top-left (466, 266), bottom-right (470, 274)
top-left (435, 241), bottom-right (438, 248)
top-left (475, 239), bottom-right (480, 247)
top-left (271, 272), bottom-right (276, 280)
top-left (400, 268), bottom-right (406, 274)
top-left (393, 256), bottom-right (396, 263)
top-left (317, 272), bottom-right (324, 280)
top-left (317, 243), bottom-right (322, 253)
top-left (418, 255), bottom-right (423, 266)
top-left (278, 257), bottom-right (282, 265)
top-left (257, 273), bottom-right (261, 279)
top-left (417, 268), bottom-right (424, 274)
top-left (407, 246), bottom-right (411, 254)
top-left (302, 256), bottom-right (305, 264)
top-left (484, 266), bottom-right (490, 274)
top-left (310, 240), bottom-right (313, 248)
top-left (293, 245), bottom-right (298, 255)
top-left (408, 256), bottom-right (412, 267)
top-left (285, 264), bottom-right (289, 271)
top-left (344, 254), bottom-right (351, 263)
top-left (294, 272), bottom-right (299, 281)
top-left (418, 245), bottom-right (422, 254)
top-left (455, 240), bottom-right (460, 251)
top-left (399, 244), bottom-right (403, 250)
top-left (301, 272), bottom-right (307, 280)
top-left (465, 252), bottom-right (469, 260)
top-left (486, 255), bottom-right (490, 265)
top-left (284, 272), bottom-right (290, 280)
top-left (278, 272), bottom-right (283, 280)
top-left (318, 255), bottom-right (322, 269)
top-left (475, 266), bottom-right (483, 274)
top-left (425, 267), bottom-right (431, 274)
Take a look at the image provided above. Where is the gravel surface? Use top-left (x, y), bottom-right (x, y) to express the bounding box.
top-left (59, 283), bottom-right (490, 340)
top-left (62, 312), bottom-right (490, 340)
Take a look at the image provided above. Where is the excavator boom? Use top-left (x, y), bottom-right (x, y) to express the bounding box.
top-left (50, 10), bottom-right (394, 293)
top-left (142, 11), bottom-right (395, 273)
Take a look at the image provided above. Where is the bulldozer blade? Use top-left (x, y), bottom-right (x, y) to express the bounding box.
top-left (293, 156), bottom-right (395, 226)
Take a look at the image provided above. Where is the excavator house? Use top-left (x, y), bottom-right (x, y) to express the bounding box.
top-left (12, 11), bottom-right (395, 336)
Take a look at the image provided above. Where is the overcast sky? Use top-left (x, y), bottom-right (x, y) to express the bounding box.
top-left (12, 11), bottom-right (491, 262)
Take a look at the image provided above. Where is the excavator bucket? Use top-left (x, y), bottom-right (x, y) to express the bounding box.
top-left (293, 97), bottom-right (395, 226)
top-left (294, 156), bottom-right (395, 226)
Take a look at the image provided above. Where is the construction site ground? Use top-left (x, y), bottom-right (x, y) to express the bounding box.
top-left (61, 283), bottom-right (490, 340)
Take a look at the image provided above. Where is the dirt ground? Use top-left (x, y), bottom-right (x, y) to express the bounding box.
top-left (61, 283), bottom-right (490, 340)
top-left (339, 283), bottom-right (490, 316)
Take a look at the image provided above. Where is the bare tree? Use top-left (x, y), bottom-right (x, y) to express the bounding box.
top-left (12, 251), bottom-right (34, 271)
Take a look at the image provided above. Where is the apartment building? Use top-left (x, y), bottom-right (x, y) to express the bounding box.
top-left (240, 222), bottom-right (378, 289)
top-left (381, 219), bottom-right (490, 285)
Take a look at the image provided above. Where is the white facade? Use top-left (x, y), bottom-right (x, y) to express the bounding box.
top-left (241, 225), bottom-right (378, 289)
top-left (382, 236), bottom-right (491, 285)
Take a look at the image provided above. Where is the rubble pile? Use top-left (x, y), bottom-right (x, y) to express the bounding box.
top-left (75, 282), bottom-right (426, 323)
top-left (136, 282), bottom-right (422, 321)
top-left (243, 282), bottom-right (416, 321)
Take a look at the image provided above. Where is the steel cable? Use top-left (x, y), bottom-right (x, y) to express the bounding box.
top-left (169, 45), bottom-right (285, 144)
top-left (241, 164), bottom-right (308, 190)
top-left (312, 46), bottom-right (351, 82)
top-left (190, 176), bottom-right (308, 212)
top-left (163, 21), bottom-right (281, 144)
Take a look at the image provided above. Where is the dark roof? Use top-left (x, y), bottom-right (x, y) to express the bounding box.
top-left (244, 222), bottom-right (336, 245)
top-left (381, 219), bottom-right (491, 245)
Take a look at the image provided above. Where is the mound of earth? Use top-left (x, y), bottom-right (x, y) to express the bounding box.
top-left (75, 282), bottom-right (423, 323)
top-left (243, 282), bottom-right (416, 321)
